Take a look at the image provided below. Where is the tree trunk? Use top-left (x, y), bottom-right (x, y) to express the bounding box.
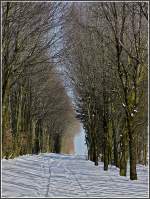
top-left (114, 136), bottom-right (119, 167)
top-left (104, 146), bottom-right (108, 170)
top-left (119, 146), bottom-right (127, 176)
top-left (112, 121), bottom-right (119, 167)
top-left (103, 118), bottom-right (108, 171)
top-left (93, 125), bottom-right (98, 166)
top-left (93, 143), bottom-right (98, 166)
top-left (119, 130), bottom-right (128, 176)
top-left (89, 147), bottom-right (93, 161)
top-left (129, 132), bottom-right (137, 180)
top-left (53, 133), bottom-right (62, 153)
top-left (144, 144), bottom-right (147, 166)
top-left (33, 120), bottom-right (41, 155)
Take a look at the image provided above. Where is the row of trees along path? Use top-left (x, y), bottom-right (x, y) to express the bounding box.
top-left (2, 2), bottom-right (148, 181)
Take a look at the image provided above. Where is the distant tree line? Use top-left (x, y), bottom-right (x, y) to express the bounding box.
top-left (62, 2), bottom-right (148, 180)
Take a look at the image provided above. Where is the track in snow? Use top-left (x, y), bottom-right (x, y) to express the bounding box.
top-left (2, 153), bottom-right (149, 198)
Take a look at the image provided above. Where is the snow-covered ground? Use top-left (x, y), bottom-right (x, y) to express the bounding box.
top-left (1, 153), bottom-right (149, 198)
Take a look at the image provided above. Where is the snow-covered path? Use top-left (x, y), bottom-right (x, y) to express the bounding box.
top-left (2, 153), bottom-right (149, 198)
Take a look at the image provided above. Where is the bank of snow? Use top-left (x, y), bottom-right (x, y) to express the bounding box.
top-left (1, 153), bottom-right (149, 198)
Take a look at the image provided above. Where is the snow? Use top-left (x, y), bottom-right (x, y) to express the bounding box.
top-left (131, 113), bottom-right (134, 117)
top-left (122, 103), bottom-right (126, 107)
top-left (1, 153), bottom-right (149, 198)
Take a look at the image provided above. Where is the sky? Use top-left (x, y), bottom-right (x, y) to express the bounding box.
top-left (74, 125), bottom-right (88, 155)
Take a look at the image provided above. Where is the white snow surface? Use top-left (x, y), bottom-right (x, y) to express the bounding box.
top-left (1, 153), bottom-right (149, 198)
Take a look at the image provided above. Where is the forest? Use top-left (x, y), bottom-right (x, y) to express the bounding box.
top-left (2, 2), bottom-right (148, 181)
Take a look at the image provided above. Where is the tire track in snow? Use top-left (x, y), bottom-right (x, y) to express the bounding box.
top-left (43, 155), bottom-right (88, 197)
top-left (64, 165), bottom-right (88, 197)
top-left (2, 156), bottom-right (44, 197)
top-left (56, 158), bottom-right (88, 197)
top-left (45, 158), bottom-right (52, 197)
top-left (40, 155), bottom-right (58, 197)
top-left (2, 153), bottom-right (148, 198)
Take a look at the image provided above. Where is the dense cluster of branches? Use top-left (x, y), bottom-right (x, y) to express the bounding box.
top-left (63, 2), bottom-right (148, 180)
top-left (2, 2), bottom-right (78, 158)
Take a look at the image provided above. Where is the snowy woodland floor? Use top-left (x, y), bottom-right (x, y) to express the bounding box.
top-left (1, 153), bottom-right (149, 198)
